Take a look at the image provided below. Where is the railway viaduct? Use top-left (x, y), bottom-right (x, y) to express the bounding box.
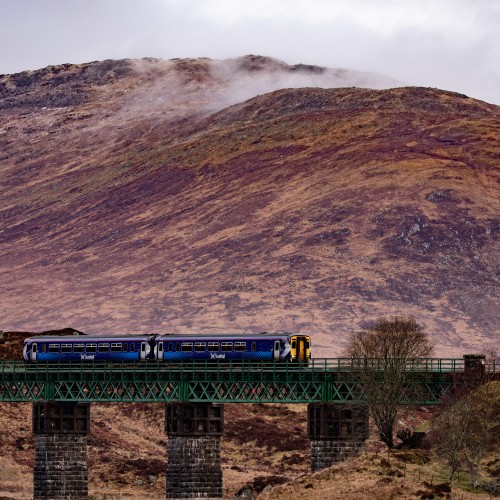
top-left (0, 354), bottom-right (492, 498)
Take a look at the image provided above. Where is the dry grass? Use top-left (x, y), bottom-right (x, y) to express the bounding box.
top-left (259, 451), bottom-right (495, 500)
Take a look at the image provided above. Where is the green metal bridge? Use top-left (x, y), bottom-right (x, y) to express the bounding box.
top-left (0, 358), bottom-right (473, 404)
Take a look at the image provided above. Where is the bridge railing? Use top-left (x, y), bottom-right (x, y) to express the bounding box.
top-left (309, 358), bottom-right (467, 372)
top-left (0, 358), bottom-right (469, 376)
top-left (486, 359), bottom-right (499, 374)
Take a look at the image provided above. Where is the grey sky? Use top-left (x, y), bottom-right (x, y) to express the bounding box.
top-left (1, 0), bottom-right (499, 104)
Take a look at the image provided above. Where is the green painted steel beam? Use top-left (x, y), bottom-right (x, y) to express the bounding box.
top-left (0, 359), bottom-right (462, 404)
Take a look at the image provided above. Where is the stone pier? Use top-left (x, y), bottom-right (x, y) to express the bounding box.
top-left (165, 403), bottom-right (224, 498)
top-left (33, 402), bottom-right (90, 499)
top-left (308, 403), bottom-right (369, 471)
top-left (463, 354), bottom-right (486, 387)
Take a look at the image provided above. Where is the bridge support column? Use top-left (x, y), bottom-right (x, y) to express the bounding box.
top-left (33, 402), bottom-right (90, 499)
top-left (165, 403), bottom-right (224, 498)
top-left (308, 403), bottom-right (369, 471)
top-left (463, 354), bottom-right (486, 387)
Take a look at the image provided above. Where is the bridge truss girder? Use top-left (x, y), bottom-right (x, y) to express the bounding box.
top-left (0, 360), bottom-right (457, 404)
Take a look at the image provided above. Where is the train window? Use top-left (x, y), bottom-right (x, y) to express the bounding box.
top-left (291, 341), bottom-right (296, 349)
top-left (176, 342), bottom-right (180, 352)
top-left (181, 343), bottom-right (193, 352)
top-left (208, 342), bottom-right (219, 351)
top-left (194, 342), bottom-right (206, 352)
top-left (130, 344), bottom-right (136, 352)
top-left (305, 340), bottom-right (310, 349)
top-left (86, 344), bottom-right (97, 353)
top-left (98, 344), bottom-right (110, 352)
top-left (158, 342), bottom-right (164, 352)
top-left (123, 343), bottom-right (128, 352)
top-left (221, 342), bottom-right (233, 351)
top-left (234, 342), bottom-right (246, 351)
top-left (111, 343), bottom-right (122, 352)
top-left (61, 344), bottom-right (72, 353)
top-left (42, 344), bottom-right (47, 353)
top-left (168, 343), bottom-right (173, 352)
top-left (48, 344), bottom-right (60, 353)
top-left (73, 344), bottom-right (84, 353)
top-left (251, 342), bottom-right (256, 352)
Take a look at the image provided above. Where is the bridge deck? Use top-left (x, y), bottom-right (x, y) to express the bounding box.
top-left (0, 358), bottom-right (473, 404)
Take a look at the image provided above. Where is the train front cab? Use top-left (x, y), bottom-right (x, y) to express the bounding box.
top-left (290, 335), bottom-right (310, 363)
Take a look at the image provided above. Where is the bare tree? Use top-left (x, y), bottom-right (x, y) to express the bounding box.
top-left (433, 381), bottom-right (500, 488)
top-left (344, 316), bottom-right (434, 448)
top-left (432, 395), bottom-right (470, 483)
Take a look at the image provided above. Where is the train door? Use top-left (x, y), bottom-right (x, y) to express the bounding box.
top-left (140, 342), bottom-right (147, 360)
top-left (296, 337), bottom-right (306, 361)
top-left (157, 342), bottom-right (164, 360)
top-left (30, 343), bottom-right (37, 362)
top-left (273, 340), bottom-right (280, 361)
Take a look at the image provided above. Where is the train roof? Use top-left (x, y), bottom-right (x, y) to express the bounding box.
top-left (24, 335), bottom-right (153, 342)
top-left (156, 333), bottom-right (305, 340)
top-left (24, 333), bottom-right (309, 343)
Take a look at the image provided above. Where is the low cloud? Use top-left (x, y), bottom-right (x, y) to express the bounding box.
top-left (1, 0), bottom-right (498, 104)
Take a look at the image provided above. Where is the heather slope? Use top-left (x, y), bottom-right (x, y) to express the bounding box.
top-left (0, 58), bottom-right (499, 356)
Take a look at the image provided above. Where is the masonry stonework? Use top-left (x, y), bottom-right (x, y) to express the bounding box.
top-left (310, 439), bottom-right (366, 471)
top-left (308, 403), bottom-right (369, 471)
top-left (165, 403), bottom-right (224, 498)
top-left (34, 434), bottom-right (88, 499)
top-left (167, 436), bottom-right (222, 498)
top-left (463, 354), bottom-right (486, 387)
top-left (33, 402), bottom-right (90, 500)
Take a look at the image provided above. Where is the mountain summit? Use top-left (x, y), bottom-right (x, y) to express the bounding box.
top-left (0, 57), bottom-right (498, 356)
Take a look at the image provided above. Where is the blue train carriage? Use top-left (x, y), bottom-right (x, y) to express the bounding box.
top-left (153, 333), bottom-right (311, 362)
top-left (23, 335), bottom-right (154, 362)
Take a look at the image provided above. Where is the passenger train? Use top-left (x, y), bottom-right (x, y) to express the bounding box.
top-left (22, 333), bottom-right (311, 363)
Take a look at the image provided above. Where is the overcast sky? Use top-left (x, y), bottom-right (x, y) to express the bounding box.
top-left (1, 0), bottom-right (499, 104)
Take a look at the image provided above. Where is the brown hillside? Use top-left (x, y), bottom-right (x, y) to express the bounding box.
top-left (0, 57), bottom-right (499, 357)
